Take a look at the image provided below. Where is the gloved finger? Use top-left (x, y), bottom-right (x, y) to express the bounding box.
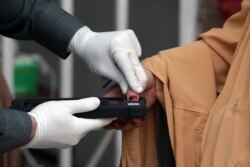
top-left (61, 97), bottom-right (100, 114)
top-left (126, 30), bottom-right (142, 56)
top-left (117, 79), bottom-right (128, 94)
top-left (98, 63), bottom-right (128, 94)
top-left (78, 118), bottom-right (115, 133)
top-left (113, 51), bottom-right (142, 93)
top-left (129, 52), bottom-right (148, 91)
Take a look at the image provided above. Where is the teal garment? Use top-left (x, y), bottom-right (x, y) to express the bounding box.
top-left (0, 0), bottom-right (84, 58)
top-left (0, 109), bottom-right (32, 154)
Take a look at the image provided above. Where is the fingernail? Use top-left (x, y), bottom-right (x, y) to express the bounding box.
top-left (129, 95), bottom-right (139, 101)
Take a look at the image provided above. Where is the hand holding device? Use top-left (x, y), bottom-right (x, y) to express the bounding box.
top-left (104, 68), bottom-right (156, 131)
top-left (23, 97), bottom-right (113, 149)
top-left (68, 26), bottom-right (147, 94)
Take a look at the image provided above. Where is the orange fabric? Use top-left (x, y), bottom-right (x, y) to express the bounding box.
top-left (121, 106), bottom-right (159, 167)
top-left (121, 0), bottom-right (250, 166)
top-left (200, 1), bottom-right (250, 166)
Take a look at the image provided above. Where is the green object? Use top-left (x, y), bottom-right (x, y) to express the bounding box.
top-left (14, 57), bottom-right (39, 97)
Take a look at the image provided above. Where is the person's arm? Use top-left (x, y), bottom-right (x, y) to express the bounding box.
top-left (0, 109), bottom-right (32, 154)
top-left (0, 0), bottom-right (147, 93)
top-left (23, 97), bottom-right (114, 149)
top-left (0, 98), bottom-right (113, 153)
top-left (0, 0), bottom-right (83, 58)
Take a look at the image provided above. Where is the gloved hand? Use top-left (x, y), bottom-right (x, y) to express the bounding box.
top-left (23, 97), bottom-right (113, 149)
top-left (68, 26), bottom-right (147, 94)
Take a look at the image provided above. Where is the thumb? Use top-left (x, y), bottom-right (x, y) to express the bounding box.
top-left (61, 97), bottom-right (100, 114)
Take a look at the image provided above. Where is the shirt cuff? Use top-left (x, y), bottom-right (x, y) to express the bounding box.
top-left (0, 109), bottom-right (32, 153)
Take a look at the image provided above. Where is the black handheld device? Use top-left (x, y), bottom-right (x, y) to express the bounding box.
top-left (10, 97), bottom-right (146, 118)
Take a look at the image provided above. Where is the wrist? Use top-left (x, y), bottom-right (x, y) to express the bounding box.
top-left (67, 26), bottom-right (92, 53)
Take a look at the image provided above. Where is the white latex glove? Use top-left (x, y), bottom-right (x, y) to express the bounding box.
top-left (24, 97), bottom-right (113, 149)
top-left (68, 26), bottom-right (147, 94)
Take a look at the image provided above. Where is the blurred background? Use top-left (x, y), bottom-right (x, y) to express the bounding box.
top-left (0, 0), bottom-right (240, 166)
